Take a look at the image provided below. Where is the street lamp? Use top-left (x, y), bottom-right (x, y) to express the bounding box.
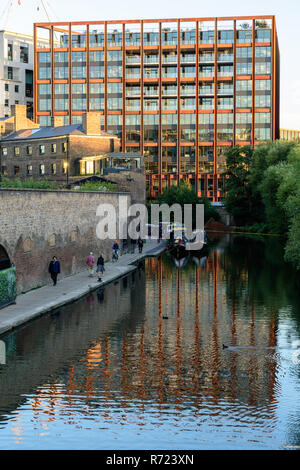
top-left (63, 161), bottom-right (69, 185)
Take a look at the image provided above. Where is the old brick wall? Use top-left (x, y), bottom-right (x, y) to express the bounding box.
top-left (0, 189), bottom-right (131, 293)
top-left (102, 171), bottom-right (146, 207)
top-left (69, 135), bottom-right (120, 164)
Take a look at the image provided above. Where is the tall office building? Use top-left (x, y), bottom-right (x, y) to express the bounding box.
top-left (33, 16), bottom-right (280, 200)
top-left (0, 30), bottom-right (48, 121)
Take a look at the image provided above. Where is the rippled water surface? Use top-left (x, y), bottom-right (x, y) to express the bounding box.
top-left (0, 236), bottom-right (300, 450)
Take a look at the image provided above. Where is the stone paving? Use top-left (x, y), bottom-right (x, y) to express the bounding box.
top-left (0, 239), bottom-right (166, 336)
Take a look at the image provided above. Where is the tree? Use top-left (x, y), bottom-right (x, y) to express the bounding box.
top-left (224, 145), bottom-right (259, 226)
top-left (153, 182), bottom-right (220, 225)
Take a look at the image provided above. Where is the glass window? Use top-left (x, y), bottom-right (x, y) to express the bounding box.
top-left (27, 164), bottom-right (32, 176)
top-left (20, 43), bottom-right (29, 63)
top-left (236, 112), bottom-right (252, 141)
top-left (39, 164), bottom-right (45, 175)
top-left (236, 28), bottom-right (252, 43)
top-left (199, 113), bottom-right (214, 142)
top-left (2, 147), bottom-right (8, 157)
top-left (107, 115), bottom-right (122, 140)
top-left (144, 114), bottom-right (158, 142)
top-left (144, 147), bottom-right (158, 173)
top-left (14, 166), bottom-right (20, 175)
top-left (39, 116), bottom-right (51, 127)
top-left (180, 146), bottom-right (195, 173)
top-left (54, 83), bottom-right (69, 112)
top-left (162, 114), bottom-right (177, 142)
top-left (26, 146), bottom-right (32, 155)
top-left (107, 50), bottom-right (122, 79)
top-left (199, 30), bottom-right (215, 44)
top-left (37, 52), bottom-right (51, 80)
top-left (72, 51), bottom-right (86, 79)
top-left (126, 115), bottom-right (140, 142)
top-left (126, 32), bottom-right (141, 47)
top-left (198, 147), bottom-right (214, 173)
top-left (90, 83), bottom-right (105, 111)
top-left (90, 50), bottom-right (104, 79)
top-left (255, 27), bottom-right (271, 43)
top-left (51, 163), bottom-right (56, 174)
top-left (180, 114), bottom-right (195, 141)
top-left (7, 41), bottom-right (13, 61)
top-left (89, 30), bottom-right (105, 47)
top-left (51, 144), bottom-right (57, 153)
top-left (162, 146), bottom-right (177, 173)
top-left (217, 113), bottom-right (233, 142)
top-left (72, 83), bottom-right (86, 111)
top-left (54, 52), bottom-right (69, 79)
top-left (39, 145), bottom-right (45, 155)
top-left (14, 147), bottom-right (20, 156)
top-left (218, 30), bottom-right (233, 44)
top-left (7, 66), bottom-right (13, 80)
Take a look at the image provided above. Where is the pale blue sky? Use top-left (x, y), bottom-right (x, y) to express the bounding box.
top-left (1, 0), bottom-right (300, 129)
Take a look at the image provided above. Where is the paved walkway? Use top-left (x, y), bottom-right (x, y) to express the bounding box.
top-left (0, 240), bottom-right (166, 336)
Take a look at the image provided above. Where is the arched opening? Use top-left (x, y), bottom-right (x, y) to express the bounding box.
top-left (0, 245), bottom-right (11, 271)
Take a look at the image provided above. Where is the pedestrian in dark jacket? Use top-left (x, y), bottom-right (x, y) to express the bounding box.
top-left (96, 254), bottom-right (105, 281)
top-left (130, 238), bottom-right (136, 254)
top-left (48, 256), bottom-right (61, 286)
top-left (138, 237), bottom-right (144, 253)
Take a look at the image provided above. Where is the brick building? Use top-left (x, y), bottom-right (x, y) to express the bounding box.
top-left (0, 105), bottom-right (120, 180)
top-left (0, 103), bottom-right (39, 137)
top-left (33, 15), bottom-right (280, 200)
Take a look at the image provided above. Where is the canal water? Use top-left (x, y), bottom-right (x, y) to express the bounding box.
top-left (0, 235), bottom-right (300, 450)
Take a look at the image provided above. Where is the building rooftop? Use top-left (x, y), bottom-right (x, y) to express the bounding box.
top-left (1, 124), bottom-right (116, 141)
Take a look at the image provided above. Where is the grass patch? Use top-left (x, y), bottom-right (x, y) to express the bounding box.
top-left (0, 177), bottom-right (60, 190)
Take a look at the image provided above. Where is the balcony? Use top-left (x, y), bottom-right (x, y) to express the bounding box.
top-left (126, 56), bottom-right (141, 65)
top-left (144, 55), bottom-right (159, 65)
top-left (162, 55), bottom-right (177, 65)
top-left (181, 55), bottom-right (196, 64)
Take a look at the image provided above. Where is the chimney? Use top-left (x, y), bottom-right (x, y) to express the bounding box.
top-left (51, 116), bottom-right (64, 127)
top-left (82, 112), bottom-right (101, 135)
top-left (11, 104), bottom-right (27, 131)
top-left (10, 104), bottom-right (39, 131)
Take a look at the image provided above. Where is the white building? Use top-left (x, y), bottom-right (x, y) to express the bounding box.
top-left (0, 30), bottom-right (47, 120)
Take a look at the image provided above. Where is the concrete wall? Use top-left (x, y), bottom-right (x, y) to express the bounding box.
top-left (0, 188), bottom-right (131, 293)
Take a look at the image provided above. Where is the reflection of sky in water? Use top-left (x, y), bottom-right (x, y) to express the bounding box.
top-left (0, 236), bottom-right (300, 450)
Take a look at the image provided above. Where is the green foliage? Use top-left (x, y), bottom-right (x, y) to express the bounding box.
top-left (0, 177), bottom-right (59, 190)
top-left (239, 223), bottom-right (270, 234)
top-left (224, 145), bottom-right (261, 226)
top-left (72, 181), bottom-right (116, 192)
top-left (224, 140), bottom-right (300, 270)
top-left (0, 266), bottom-right (17, 308)
top-left (152, 182), bottom-right (220, 224)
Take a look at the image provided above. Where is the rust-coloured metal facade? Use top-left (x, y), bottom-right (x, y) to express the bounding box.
top-left (33, 15), bottom-right (280, 201)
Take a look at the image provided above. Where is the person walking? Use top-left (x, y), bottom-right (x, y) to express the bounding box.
top-left (112, 240), bottom-right (120, 261)
top-left (130, 238), bottom-right (136, 254)
top-left (86, 252), bottom-right (95, 277)
top-left (96, 253), bottom-right (105, 282)
top-left (48, 256), bottom-right (61, 286)
top-left (138, 237), bottom-right (144, 253)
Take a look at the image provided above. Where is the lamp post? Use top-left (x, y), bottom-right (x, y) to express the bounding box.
top-left (63, 161), bottom-right (69, 185)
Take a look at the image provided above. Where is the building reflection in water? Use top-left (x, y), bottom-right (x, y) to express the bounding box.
top-left (1, 236), bottom-right (300, 444)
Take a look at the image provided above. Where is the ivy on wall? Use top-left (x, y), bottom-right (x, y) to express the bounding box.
top-left (0, 267), bottom-right (17, 309)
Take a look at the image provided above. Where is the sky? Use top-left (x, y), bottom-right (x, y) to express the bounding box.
top-left (1, 0), bottom-right (299, 129)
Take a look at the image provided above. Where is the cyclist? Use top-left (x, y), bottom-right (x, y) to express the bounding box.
top-left (112, 240), bottom-right (120, 261)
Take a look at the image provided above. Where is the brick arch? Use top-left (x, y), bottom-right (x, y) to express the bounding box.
top-left (0, 244), bottom-right (11, 271)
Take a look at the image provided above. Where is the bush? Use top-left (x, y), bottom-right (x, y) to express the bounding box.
top-left (72, 181), bottom-right (116, 192)
top-left (0, 177), bottom-right (59, 190)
